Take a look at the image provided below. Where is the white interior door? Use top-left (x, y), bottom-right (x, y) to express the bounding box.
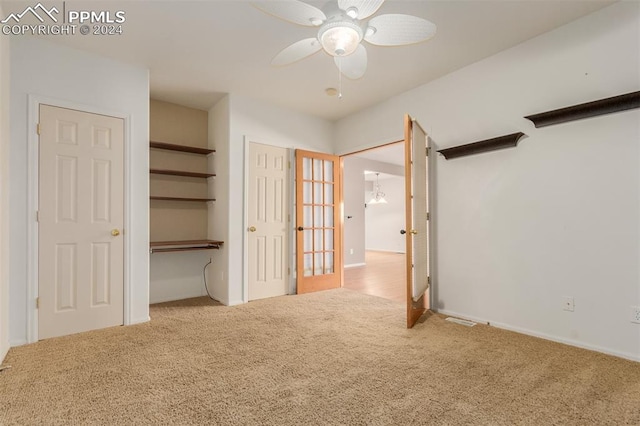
top-left (248, 142), bottom-right (289, 300)
top-left (39, 105), bottom-right (124, 339)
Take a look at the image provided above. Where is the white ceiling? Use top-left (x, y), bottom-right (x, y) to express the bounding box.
top-left (4, 0), bottom-right (613, 120)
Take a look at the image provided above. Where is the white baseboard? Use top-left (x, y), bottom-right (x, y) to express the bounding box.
top-left (129, 316), bottom-right (150, 325)
top-left (365, 248), bottom-right (405, 254)
top-left (437, 309), bottom-right (640, 363)
top-left (9, 338), bottom-right (27, 348)
top-left (345, 263), bottom-right (366, 268)
top-left (0, 344), bottom-right (8, 363)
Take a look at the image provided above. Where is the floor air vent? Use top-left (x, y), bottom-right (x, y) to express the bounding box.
top-left (445, 317), bottom-right (477, 327)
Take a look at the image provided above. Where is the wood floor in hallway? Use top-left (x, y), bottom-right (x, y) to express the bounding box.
top-left (343, 251), bottom-right (405, 304)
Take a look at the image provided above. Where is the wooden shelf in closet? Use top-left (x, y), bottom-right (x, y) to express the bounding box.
top-left (150, 141), bottom-right (215, 155)
top-left (150, 169), bottom-right (216, 178)
top-left (150, 196), bottom-right (216, 202)
top-left (150, 239), bottom-right (224, 253)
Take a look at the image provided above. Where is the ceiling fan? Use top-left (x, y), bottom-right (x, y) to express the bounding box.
top-left (253, 0), bottom-right (437, 80)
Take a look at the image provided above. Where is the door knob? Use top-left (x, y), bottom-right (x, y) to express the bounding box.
top-left (111, 229), bottom-right (120, 236)
top-left (297, 226), bottom-right (304, 231)
top-left (400, 229), bottom-right (406, 235)
top-left (248, 226), bottom-right (256, 232)
top-left (410, 229), bottom-right (418, 235)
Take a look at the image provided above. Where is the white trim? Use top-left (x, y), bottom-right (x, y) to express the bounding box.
top-left (364, 248), bottom-right (406, 254)
top-left (344, 263), bottom-right (366, 268)
top-left (9, 338), bottom-right (27, 347)
top-left (0, 346), bottom-right (8, 363)
top-left (288, 149), bottom-right (296, 295)
top-left (242, 137), bottom-right (293, 302)
top-left (27, 95), bottom-right (132, 343)
top-left (242, 137), bottom-right (250, 304)
top-left (437, 309), bottom-right (640, 363)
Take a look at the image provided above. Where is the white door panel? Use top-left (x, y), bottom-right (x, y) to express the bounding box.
top-left (248, 143), bottom-right (289, 300)
top-left (411, 121), bottom-right (429, 301)
top-left (39, 105), bottom-right (124, 339)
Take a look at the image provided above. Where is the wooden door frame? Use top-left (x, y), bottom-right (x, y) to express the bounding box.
top-left (242, 137), bottom-right (293, 303)
top-left (338, 134), bottom-right (433, 315)
top-left (294, 149), bottom-right (344, 293)
top-left (26, 95), bottom-right (132, 343)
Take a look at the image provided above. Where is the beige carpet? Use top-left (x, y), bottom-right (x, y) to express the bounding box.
top-left (1, 289), bottom-right (639, 425)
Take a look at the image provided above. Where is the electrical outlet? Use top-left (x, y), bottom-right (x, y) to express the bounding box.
top-left (631, 306), bottom-right (640, 324)
top-left (563, 297), bottom-right (574, 312)
top-left (349, 248), bottom-right (354, 255)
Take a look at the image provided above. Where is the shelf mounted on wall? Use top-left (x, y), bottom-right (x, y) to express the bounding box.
top-left (150, 240), bottom-right (224, 254)
top-left (437, 132), bottom-right (527, 160)
top-left (524, 91), bottom-right (640, 128)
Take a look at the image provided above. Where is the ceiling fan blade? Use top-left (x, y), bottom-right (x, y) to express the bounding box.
top-left (364, 14), bottom-right (436, 46)
top-left (334, 44), bottom-right (367, 79)
top-left (272, 38), bottom-right (323, 66)
top-left (252, 0), bottom-right (326, 27)
top-left (337, 0), bottom-right (384, 20)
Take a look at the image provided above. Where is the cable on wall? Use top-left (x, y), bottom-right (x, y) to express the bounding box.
top-left (203, 259), bottom-right (215, 300)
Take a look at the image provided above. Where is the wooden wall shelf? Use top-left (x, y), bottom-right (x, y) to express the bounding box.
top-left (150, 141), bottom-right (215, 155)
top-left (524, 91), bottom-right (640, 128)
top-left (438, 132), bottom-right (527, 160)
top-left (150, 239), bottom-right (224, 253)
top-left (150, 196), bottom-right (216, 202)
top-left (150, 169), bottom-right (215, 178)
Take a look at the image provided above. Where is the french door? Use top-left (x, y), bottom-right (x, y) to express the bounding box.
top-left (404, 114), bottom-right (431, 328)
top-left (295, 150), bottom-right (342, 293)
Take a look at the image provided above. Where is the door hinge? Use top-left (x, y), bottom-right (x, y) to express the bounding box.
top-left (288, 267), bottom-right (291, 276)
top-left (426, 212), bottom-right (430, 221)
top-left (36, 123), bottom-right (41, 135)
top-left (426, 147), bottom-right (431, 156)
top-left (288, 213), bottom-right (291, 223)
top-left (36, 297), bottom-right (40, 309)
top-left (36, 211), bottom-right (39, 222)
top-left (288, 160), bottom-right (291, 169)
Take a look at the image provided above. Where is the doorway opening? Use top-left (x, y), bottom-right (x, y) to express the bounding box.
top-left (342, 142), bottom-right (406, 304)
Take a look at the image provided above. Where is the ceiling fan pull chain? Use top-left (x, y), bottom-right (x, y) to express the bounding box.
top-left (338, 57), bottom-right (343, 99)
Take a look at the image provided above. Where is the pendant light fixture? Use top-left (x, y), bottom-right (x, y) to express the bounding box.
top-left (368, 172), bottom-right (387, 205)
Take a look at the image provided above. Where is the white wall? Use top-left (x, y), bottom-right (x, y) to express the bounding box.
top-left (208, 94), bottom-right (334, 305)
top-left (335, 2), bottom-right (640, 361)
top-left (9, 37), bottom-right (150, 345)
top-left (149, 252), bottom-right (212, 304)
top-left (207, 95), bottom-right (231, 304)
top-left (0, 3), bottom-right (10, 362)
top-left (365, 176), bottom-right (405, 253)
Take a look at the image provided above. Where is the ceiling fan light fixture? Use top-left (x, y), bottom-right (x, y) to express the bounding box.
top-left (318, 21), bottom-right (363, 57)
